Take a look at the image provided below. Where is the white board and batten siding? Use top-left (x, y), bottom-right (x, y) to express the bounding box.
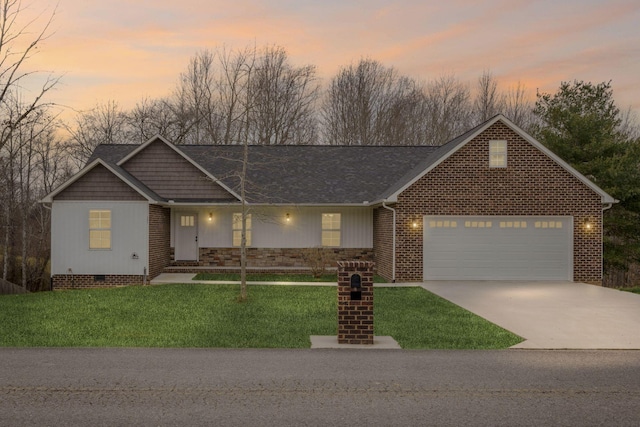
top-left (172, 206), bottom-right (373, 249)
top-left (51, 201), bottom-right (149, 276)
top-left (423, 216), bottom-right (573, 281)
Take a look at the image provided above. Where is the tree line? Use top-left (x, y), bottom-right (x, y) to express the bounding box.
top-left (0, 1), bottom-right (638, 290)
top-left (65, 46), bottom-right (542, 164)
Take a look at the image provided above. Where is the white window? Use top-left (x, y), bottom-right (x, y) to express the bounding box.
top-left (232, 213), bottom-right (252, 246)
top-left (535, 221), bottom-right (562, 229)
top-left (429, 220), bottom-right (458, 228)
top-left (500, 221), bottom-right (527, 229)
top-left (464, 221), bottom-right (492, 228)
top-left (89, 210), bottom-right (111, 249)
top-left (322, 213), bottom-right (341, 247)
top-left (180, 215), bottom-right (195, 227)
top-left (489, 140), bottom-right (507, 168)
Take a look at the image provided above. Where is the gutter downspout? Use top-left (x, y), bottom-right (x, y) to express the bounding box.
top-left (382, 201), bottom-right (396, 283)
top-left (601, 201), bottom-right (615, 285)
top-left (42, 203), bottom-right (53, 291)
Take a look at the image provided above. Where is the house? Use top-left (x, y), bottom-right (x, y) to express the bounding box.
top-left (41, 115), bottom-right (615, 289)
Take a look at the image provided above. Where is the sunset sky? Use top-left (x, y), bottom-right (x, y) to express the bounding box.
top-left (27, 0), bottom-right (640, 118)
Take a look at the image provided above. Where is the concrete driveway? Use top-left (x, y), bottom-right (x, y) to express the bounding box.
top-left (420, 281), bottom-right (640, 349)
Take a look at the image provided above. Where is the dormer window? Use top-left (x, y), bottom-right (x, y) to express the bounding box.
top-left (489, 140), bottom-right (507, 168)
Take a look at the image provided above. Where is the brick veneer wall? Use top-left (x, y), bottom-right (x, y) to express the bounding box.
top-left (51, 274), bottom-right (144, 290)
top-left (373, 208), bottom-right (394, 281)
top-left (383, 121), bottom-right (604, 283)
top-left (170, 247), bottom-right (374, 268)
top-left (149, 205), bottom-right (171, 279)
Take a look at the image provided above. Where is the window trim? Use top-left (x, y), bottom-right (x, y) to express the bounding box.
top-left (89, 209), bottom-right (111, 250)
top-left (489, 140), bottom-right (507, 168)
top-left (232, 212), bottom-right (252, 247)
top-left (321, 213), bottom-right (341, 247)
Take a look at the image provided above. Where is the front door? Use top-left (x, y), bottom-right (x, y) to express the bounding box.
top-left (175, 213), bottom-right (198, 261)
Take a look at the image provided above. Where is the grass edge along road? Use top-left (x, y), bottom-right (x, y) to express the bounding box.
top-left (0, 284), bottom-right (522, 349)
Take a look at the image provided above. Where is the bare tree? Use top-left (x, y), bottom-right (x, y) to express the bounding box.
top-left (168, 45), bottom-right (319, 146)
top-left (321, 59), bottom-right (425, 145)
top-left (423, 74), bottom-right (472, 145)
top-left (0, 0), bottom-right (60, 152)
top-left (172, 50), bottom-right (217, 144)
top-left (126, 97), bottom-right (183, 144)
top-left (64, 100), bottom-right (131, 167)
top-left (250, 45), bottom-right (319, 145)
top-left (0, 92), bottom-right (61, 289)
top-left (504, 81), bottom-right (535, 131)
top-left (473, 70), bottom-right (505, 123)
top-left (618, 106), bottom-right (640, 142)
top-left (215, 46), bottom-right (254, 145)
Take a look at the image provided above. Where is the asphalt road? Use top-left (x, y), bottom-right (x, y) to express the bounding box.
top-left (1, 348), bottom-right (639, 426)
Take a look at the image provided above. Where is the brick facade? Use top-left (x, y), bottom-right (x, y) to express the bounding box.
top-left (374, 121), bottom-right (604, 284)
top-left (170, 247), bottom-right (374, 268)
top-left (149, 205), bottom-right (171, 279)
top-left (373, 207), bottom-right (394, 281)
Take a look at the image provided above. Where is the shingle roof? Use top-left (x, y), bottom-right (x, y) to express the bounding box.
top-left (46, 114), bottom-right (615, 206)
top-left (91, 144), bottom-right (440, 204)
top-left (184, 145), bottom-right (441, 204)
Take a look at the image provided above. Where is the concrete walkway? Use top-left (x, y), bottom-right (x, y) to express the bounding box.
top-left (151, 272), bottom-right (336, 286)
top-left (421, 281), bottom-right (640, 349)
top-left (151, 273), bottom-right (422, 287)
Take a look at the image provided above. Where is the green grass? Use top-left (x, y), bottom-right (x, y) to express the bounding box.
top-left (193, 272), bottom-right (388, 283)
top-left (0, 284), bottom-right (522, 349)
top-left (620, 287), bottom-right (640, 294)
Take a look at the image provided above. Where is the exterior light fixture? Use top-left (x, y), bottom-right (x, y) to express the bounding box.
top-left (584, 219), bottom-right (593, 231)
top-left (286, 213), bottom-right (291, 222)
top-left (208, 212), bottom-right (213, 222)
top-left (412, 219), bottom-right (418, 229)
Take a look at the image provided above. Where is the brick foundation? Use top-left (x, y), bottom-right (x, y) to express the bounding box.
top-left (337, 261), bottom-right (374, 345)
top-left (170, 247), bottom-right (374, 268)
top-left (51, 274), bottom-right (145, 290)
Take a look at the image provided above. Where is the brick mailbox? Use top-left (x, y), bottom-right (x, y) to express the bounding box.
top-left (337, 260), bottom-right (374, 345)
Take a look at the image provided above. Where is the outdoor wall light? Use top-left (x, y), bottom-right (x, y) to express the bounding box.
top-left (208, 212), bottom-right (213, 222)
top-left (412, 219), bottom-right (419, 229)
top-left (286, 213), bottom-right (291, 222)
top-left (584, 219), bottom-right (593, 231)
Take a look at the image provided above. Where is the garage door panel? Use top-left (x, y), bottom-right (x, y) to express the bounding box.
top-left (424, 216), bottom-right (572, 281)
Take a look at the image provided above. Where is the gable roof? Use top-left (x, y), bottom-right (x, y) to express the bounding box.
top-left (40, 158), bottom-right (160, 203)
top-left (60, 138), bottom-right (439, 205)
top-left (378, 114), bottom-right (617, 204)
top-left (43, 115), bottom-right (616, 206)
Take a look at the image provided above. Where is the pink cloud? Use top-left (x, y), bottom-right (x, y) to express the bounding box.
top-left (20, 0), bottom-right (640, 118)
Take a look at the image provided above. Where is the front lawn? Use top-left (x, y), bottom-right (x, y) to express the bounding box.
top-left (0, 284), bottom-right (522, 349)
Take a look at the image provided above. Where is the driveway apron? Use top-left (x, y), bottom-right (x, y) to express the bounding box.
top-left (420, 281), bottom-right (640, 349)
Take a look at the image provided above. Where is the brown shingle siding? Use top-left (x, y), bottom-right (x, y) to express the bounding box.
top-left (122, 140), bottom-right (234, 200)
top-left (54, 164), bottom-right (146, 201)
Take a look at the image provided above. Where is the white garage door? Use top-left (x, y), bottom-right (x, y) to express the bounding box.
top-left (423, 216), bottom-right (573, 281)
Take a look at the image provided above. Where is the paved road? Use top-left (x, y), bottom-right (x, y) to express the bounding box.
top-left (1, 348), bottom-right (639, 426)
